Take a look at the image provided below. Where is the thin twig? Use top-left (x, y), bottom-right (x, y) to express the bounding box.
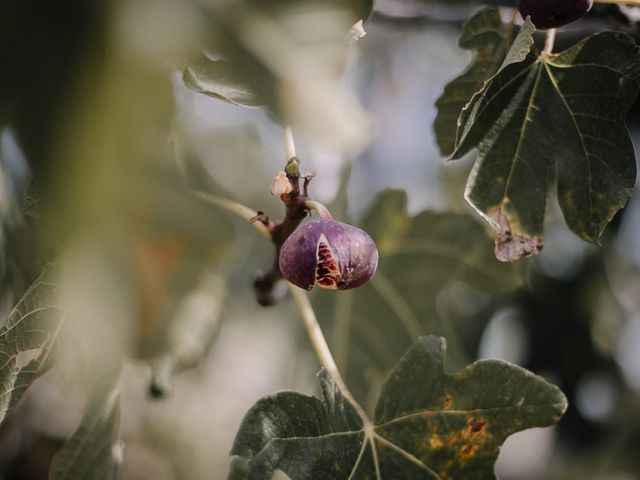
top-left (288, 284), bottom-right (371, 425)
top-left (543, 28), bottom-right (556, 55)
top-left (283, 125), bottom-right (296, 161)
top-left (193, 192), bottom-right (271, 239)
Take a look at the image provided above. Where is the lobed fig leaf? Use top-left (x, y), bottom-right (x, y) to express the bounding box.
top-left (452, 27), bottom-right (640, 259)
top-left (230, 336), bottom-right (567, 479)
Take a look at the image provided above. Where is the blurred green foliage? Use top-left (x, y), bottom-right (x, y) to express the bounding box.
top-left (0, 1), bottom-right (639, 479)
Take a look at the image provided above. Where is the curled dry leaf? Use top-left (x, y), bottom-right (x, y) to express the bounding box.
top-left (490, 209), bottom-right (543, 262)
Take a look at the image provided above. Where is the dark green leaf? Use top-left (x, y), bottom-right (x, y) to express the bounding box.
top-left (313, 189), bottom-right (521, 404)
top-left (453, 30), bottom-right (640, 259)
top-left (363, 191), bottom-right (520, 295)
top-left (0, 263), bottom-right (64, 426)
top-left (231, 335), bottom-right (567, 479)
top-left (50, 368), bottom-right (122, 480)
top-left (183, 55), bottom-right (263, 107)
top-left (454, 17), bottom-right (536, 148)
top-left (433, 7), bottom-right (513, 156)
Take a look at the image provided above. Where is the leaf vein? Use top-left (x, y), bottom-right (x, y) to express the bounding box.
top-left (544, 62), bottom-right (595, 233)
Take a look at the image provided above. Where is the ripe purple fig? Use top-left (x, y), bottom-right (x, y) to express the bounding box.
top-left (279, 219), bottom-right (378, 291)
top-left (518, 0), bottom-right (593, 29)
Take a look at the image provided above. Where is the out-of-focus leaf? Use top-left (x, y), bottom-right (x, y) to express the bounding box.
top-left (326, 161), bottom-right (352, 223)
top-left (149, 273), bottom-right (227, 398)
top-left (228, 456), bottom-right (251, 480)
top-left (314, 189), bottom-right (520, 405)
top-left (348, 0), bottom-right (374, 21)
top-left (241, 0), bottom-right (373, 23)
top-left (365, 190), bottom-right (519, 292)
top-left (50, 368), bottom-right (122, 480)
top-left (452, 28), bottom-right (640, 260)
top-left (47, 18), bottom-right (239, 380)
top-left (433, 7), bottom-right (513, 156)
top-left (192, 0), bottom-right (370, 153)
top-left (0, 262), bottom-right (64, 427)
top-left (183, 55), bottom-right (263, 107)
top-left (416, 0), bottom-right (515, 5)
top-left (231, 335), bottom-right (567, 479)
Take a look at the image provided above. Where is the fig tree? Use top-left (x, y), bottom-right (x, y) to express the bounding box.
top-left (518, 0), bottom-right (593, 29)
top-left (279, 219), bottom-right (378, 291)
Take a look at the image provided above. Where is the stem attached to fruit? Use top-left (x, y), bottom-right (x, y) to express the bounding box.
top-left (288, 284), bottom-right (371, 424)
top-left (305, 200), bottom-right (334, 221)
top-left (256, 127), bottom-right (338, 304)
top-left (543, 28), bottom-right (556, 55)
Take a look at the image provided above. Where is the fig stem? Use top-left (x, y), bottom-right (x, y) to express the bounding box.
top-left (288, 283), bottom-right (371, 425)
top-left (304, 200), bottom-right (334, 221)
top-left (193, 192), bottom-right (271, 239)
top-left (543, 28), bottom-right (556, 54)
top-left (283, 125), bottom-right (296, 161)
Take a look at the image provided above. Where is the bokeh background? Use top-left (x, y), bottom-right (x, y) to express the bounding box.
top-left (1, 0), bottom-right (640, 479)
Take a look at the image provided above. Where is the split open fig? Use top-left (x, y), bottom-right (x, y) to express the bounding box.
top-left (279, 219), bottom-right (378, 291)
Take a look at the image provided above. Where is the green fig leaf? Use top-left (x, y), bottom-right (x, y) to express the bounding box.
top-left (434, 7), bottom-right (514, 156)
top-left (452, 30), bottom-right (640, 259)
top-left (231, 336), bottom-right (567, 479)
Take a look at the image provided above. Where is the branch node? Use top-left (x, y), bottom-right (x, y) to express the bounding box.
top-left (286, 157), bottom-right (301, 177)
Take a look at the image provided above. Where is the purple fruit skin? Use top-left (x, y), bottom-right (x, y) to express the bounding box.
top-left (518, 0), bottom-right (593, 29)
top-left (279, 219), bottom-right (379, 291)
